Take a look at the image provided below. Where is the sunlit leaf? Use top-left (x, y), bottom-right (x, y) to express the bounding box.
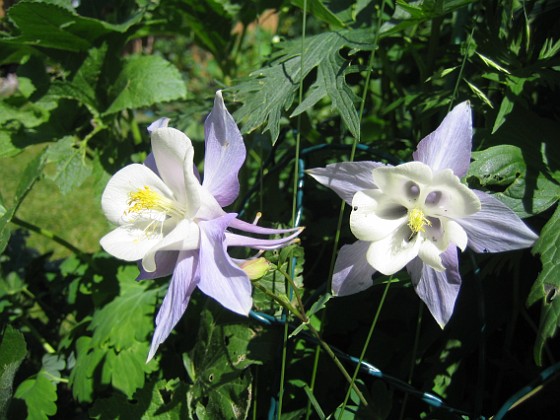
top-left (104, 55), bottom-right (187, 115)
top-left (45, 137), bottom-right (92, 195)
top-left (14, 373), bottom-right (57, 420)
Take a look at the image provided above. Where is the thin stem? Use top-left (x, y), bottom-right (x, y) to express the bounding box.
top-left (399, 303), bottom-right (424, 420)
top-left (285, 2), bottom-right (307, 418)
top-left (449, 27), bottom-right (474, 112)
top-left (275, 265), bottom-right (307, 320)
top-left (338, 279), bottom-right (393, 418)
top-left (306, 323), bottom-right (369, 407)
top-left (11, 216), bottom-right (85, 257)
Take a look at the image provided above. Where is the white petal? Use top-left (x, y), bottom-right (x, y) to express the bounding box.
top-left (101, 164), bottom-right (174, 225)
top-left (150, 127), bottom-right (194, 206)
top-left (418, 240), bottom-right (445, 271)
top-left (423, 169), bottom-right (480, 218)
top-left (443, 220), bottom-right (468, 251)
top-left (142, 219), bottom-right (200, 272)
top-left (372, 162), bottom-right (434, 207)
top-left (100, 226), bottom-right (161, 261)
top-left (366, 225), bottom-right (421, 275)
top-left (350, 190), bottom-right (408, 242)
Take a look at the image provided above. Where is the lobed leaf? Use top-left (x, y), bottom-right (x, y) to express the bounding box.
top-left (527, 205), bottom-right (560, 365)
top-left (231, 29), bottom-right (374, 142)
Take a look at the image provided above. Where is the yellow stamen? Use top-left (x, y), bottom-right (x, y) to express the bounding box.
top-left (126, 185), bottom-right (183, 219)
top-left (407, 208), bottom-right (431, 237)
top-left (127, 186), bottom-right (162, 213)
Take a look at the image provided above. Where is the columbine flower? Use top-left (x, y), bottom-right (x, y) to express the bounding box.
top-left (100, 91), bottom-right (301, 361)
top-left (307, 102), bottom-right (538, 327)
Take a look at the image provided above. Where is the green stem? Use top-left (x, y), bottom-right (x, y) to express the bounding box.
top-left (399, 303), bottom-right (423, 420)
top-left (11, 216), bottom-right (85, 257)
top-left (338, 279), bottom-right (393, 418)
top-left (449, 27), bottom-right (474, 112)
top-left (275, 265), bottom-right (307, 321)
top-left (305, 323), bottom-right (369, 408)
top-left (21, 319), bottom-right (56, 354)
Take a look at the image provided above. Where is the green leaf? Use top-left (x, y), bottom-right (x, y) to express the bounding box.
top-left (3, 1), bottom-right (142, 52)
top-left (527, 204), bottom-right (560, 365)
top-left (89, 379), bottom-right (189, 419)
top-left (4, 1), bottom-right (109, 52)
top-left (291, 0), bottom-right (346, 29)
top-left (188, 304), bottom-right (259, 418)
top-left (45, 136), bottom-right (92, 195)
top-left (103, 343), bottom-right (155, 398)
top-left (69, 336), bottom-right (105, 403)
top-left (469, 145), bottom-right (525, 187)
top-left (89, 266), bottom-right (160, 350)
top-left (104, 55), bottom-right (187, 115)
top-left (491, 76), bottom-right (525, 134)
top-left (13, 372), bottom-right (57, 420)
top-left (469, 142), bottom-right (560, 217)
top-left (0, 149), bottom-right (47, 254)
top-left (464, 79), bottom-right (494, 109)
top-left (232, 29), bottom-right (374, 142)
top-left (0, 326), bottom-right (27, 419)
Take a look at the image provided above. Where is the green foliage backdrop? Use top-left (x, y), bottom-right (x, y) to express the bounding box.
top-left (1, 0), bottom-right (559, 418)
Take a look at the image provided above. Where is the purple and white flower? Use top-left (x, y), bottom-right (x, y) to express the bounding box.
top-left (100, 91), bottom-right (302, 361)
top-left (307, 102), bottom-right (538, 327)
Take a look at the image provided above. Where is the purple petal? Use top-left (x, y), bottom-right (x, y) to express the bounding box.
top-left (144, 153), bottom-right (159, 176)
top-left (137, 251), bottom-right (179, 280)
top-left (413, 102), bottom-right (472, 177)
top-left (332, 240), bottom-right (376, 296)
top-left (147, 250), bottom-right (199, 362)
top-left (202, 91), bottom-right (246, 207)
top-left (147, 117), bottom-right (170, 133)
top-left (306, 161), bottom-right (382, 205)
top-left (228, 217), bottom-right (301, 235)
top-left (457, 190), bottom-right (538, 253)
top-left (407, 246), bottom-right (462, 328)
top-left (225, 228), bottom-right (302, 250)
top-left (198, 214), bottom-right (253, 315)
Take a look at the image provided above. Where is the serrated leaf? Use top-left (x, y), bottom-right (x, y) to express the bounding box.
top-left (0, 326), bottom-right (27, 419)
top-left (45, 136), bottom-right (92, 195)
top-left (527, 205), bottom-right (560, 365)
top-left (232, 29), bottom-right (374, 142)
top-left (3, 1), bottom-right (142, 52)
top-left (104, 55), bottom-right (187, 115)
top-left (89, 266), bottom-right (160, 350)
top-left (4, 1), bottom-right (109, 52)
top-left (14, 372), bottom-right (57, 420)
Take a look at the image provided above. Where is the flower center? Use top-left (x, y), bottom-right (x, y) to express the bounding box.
top-left (126, 186), bottom-right (183, 218)
top-left (407, 207), bottom-right (431, 237)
